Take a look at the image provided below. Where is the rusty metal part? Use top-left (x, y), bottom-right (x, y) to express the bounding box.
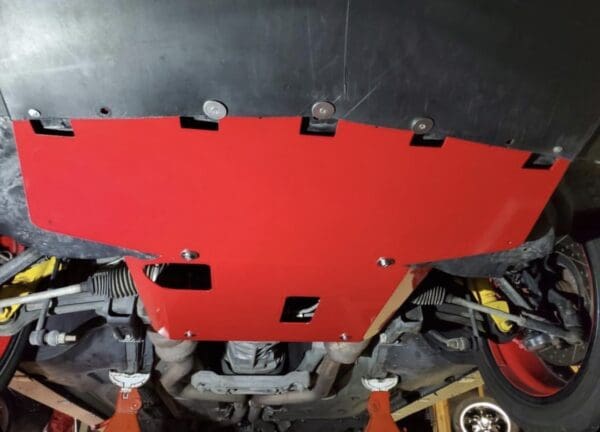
top-left (178, 384), bottom-right (246, 402)
top-left (324, 339), bottom-right (371, 364)
top-left (251, 356), bottom-right (340, 406)
top-left (148, 331), bottom-right (197, 393)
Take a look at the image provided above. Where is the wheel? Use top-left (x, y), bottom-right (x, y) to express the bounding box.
top-left (478, 236), bottom-right (600, 432)
top-left (0, 328), bottom-right (29, 391)
top-left (0, 393), bottom-right (10, 432)
top-left (452, 396), bottom-right (518, 432)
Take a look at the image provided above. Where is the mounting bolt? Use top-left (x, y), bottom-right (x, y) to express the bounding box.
top-left (184, 330), bottom-right (195, 338)
top-left (202, 100), bottom-right (228, 121)
top-left (376, 257), bottom-right (396, 268)
top-left (339, 333), bottom-right (350, 341)
top-left (552, 145), bottom-right (563, 154)
top-left (181, 249), bottom-right (199, 261)
top-left (411, 117), bottom-right (434, 134)
top-left (311, 101), bottom-right (336, 120)
top-left (27, 108), bottom-right (41, 119)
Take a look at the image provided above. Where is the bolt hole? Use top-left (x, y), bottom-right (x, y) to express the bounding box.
top-left (99, 107), bottom-right (111, 117)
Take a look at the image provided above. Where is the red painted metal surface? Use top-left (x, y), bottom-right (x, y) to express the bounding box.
top-left (365, 391), bottom-right (400, 432)
top-left (488, 340), bottom-right (563, 397)
top-left (13, 117), bottom-right (568, 341)
top-left (0, 337), bottom-right (9, 357)
top-left (101, 388), bottom-right (142, 432)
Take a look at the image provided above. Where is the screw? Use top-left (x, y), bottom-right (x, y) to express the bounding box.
top-left (411, 117), bottom-right (434, 134)
top-left (27, 108), bottom-right (41, 119)
top-left (376, 257), bottom-right (395, 268)
top-left (552, 145), bottom-right (563, 154)
top-left (184, 330), bottom-right (195, 338)
top-left (98, 106), bottom-right (112, 117)
top-left (340, 333), bottom-right (350, 341)
top-left (311, 101), bottom-right (336, 120)
top-left (181, 249), bottom-right (199, 261)
top-left (202, 100), bottom-right (228, 121)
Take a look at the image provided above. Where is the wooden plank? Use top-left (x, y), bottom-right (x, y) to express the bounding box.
top-left (477, 385), bottom-right (485, 398)
top-left (392, 371), bottom-right (483, 421)
top-left (9, 371), bottom-right (105, 428)
top-left (363, 272), bottom-right (417, 339)
top-left (433, 399), bottom-right (452, 432)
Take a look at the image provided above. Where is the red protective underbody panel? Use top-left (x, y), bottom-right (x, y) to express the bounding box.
top-left (13, 118), bottom-right (568, 341)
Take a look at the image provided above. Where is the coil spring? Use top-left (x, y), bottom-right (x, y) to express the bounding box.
top-left (411, 285), bottom-right (447, 306)
top-left (85, 266), bottom-right (137, 298)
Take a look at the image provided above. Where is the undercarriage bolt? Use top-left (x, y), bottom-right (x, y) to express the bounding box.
top-left (411, 117), bottom-right (434, 134)
top-left (181, 249), bottom-right (200, 261)
top-left (27, 108), bottom-right (41, 118)
top-left (311, 101), bottom-right (336, 120)
top-left (202, 100), bottom-right (228, 121)
top-left (376, 257), bottom-right (395, 268)
top-left (43, 330), bottom-right (77, 346)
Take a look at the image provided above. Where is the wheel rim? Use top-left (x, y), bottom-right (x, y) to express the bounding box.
top-left (460, 401), bottom-right (511, 432)
top-left (489, 238), bottom-right (595, 397)
top-left (488, 339), bottom-right (565, 397)
top-left (0, 338), bottom-right (10, 358)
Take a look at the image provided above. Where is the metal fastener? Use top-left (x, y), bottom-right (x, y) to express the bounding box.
top-left (376, 257), bottom-right (395, 268)
top-left (98, 106), bottom-right (112, 117)
top-left (202, 100), bottom-right (228, 121)
top-left (311, 101), bottom-right (336, 120)
top-left (27, 108), bottom-right (41, 119)
top-left (411, 117), bottom-right (434, 134)
top-left (181, 249), bottom-right (199, 261)
top-left (552, 145), bottom-right (563, 154)
top-left (184, 330), bottom-right (195, 338)
top-left (339, 333), bottom-right (349, 341)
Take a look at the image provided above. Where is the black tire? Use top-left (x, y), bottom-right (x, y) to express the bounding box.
top-left (452, 396), bottom-right (519, 432)
top-left (478, 237), bottom-right (600, 432)
top-left (0, 327), bottom-right (30, 391)
top-left (0, 391), bottom-right (12, 432)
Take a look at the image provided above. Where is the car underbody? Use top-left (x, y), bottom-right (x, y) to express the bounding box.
top-left (0, 2), bottom-right (599, 431)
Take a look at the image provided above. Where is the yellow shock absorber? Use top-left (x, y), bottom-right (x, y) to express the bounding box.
top-left (0, 257), bottom-right (58, 323)
top-left (469, 278), bottom-right (513, 333)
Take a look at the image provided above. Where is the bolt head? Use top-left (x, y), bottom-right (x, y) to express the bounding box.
top-left (27, 108), bottom-right (41, 119)
top-left (552, 145), bottom-right (563, 154)
top-left (202, 100), bottom-right (228, 121)
top-left (184, 330), bottom-right (195, 338)
top-left (376, 257), bottom-right (395, 268)
top-left (339, 333), bottom-right (350, 341)
top-left (411, 117), bottom-right (434, 134)
top-left (181, 249), bottom-right (199, 261)
top-left (311, 101), bottom-right (336, 120)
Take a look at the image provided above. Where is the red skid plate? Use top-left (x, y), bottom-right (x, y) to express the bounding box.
top-left (13, 118), bottom-right (567, 341)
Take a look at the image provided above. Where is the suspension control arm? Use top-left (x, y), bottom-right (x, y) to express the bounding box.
top-left (0, 249), bottom-right (44, 285)
top-left (0, 284), bottom-right (83, 309)
top-left (446, 295), bottom-right (583, 345)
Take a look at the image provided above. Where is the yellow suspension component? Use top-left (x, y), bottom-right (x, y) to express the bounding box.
top-left (0, 257), bottom-right (58, 323)
top-left (469, 278), bottom-right (513, 333)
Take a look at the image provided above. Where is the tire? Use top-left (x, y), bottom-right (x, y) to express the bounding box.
top-left (478, 237), bottom-right (600, 432)
top-left (0, 327), bottom-right (30, 391)
top-left (452, 396), bottom-right (519, 432)
top-left (0, 392), bottom-right (12, 432)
